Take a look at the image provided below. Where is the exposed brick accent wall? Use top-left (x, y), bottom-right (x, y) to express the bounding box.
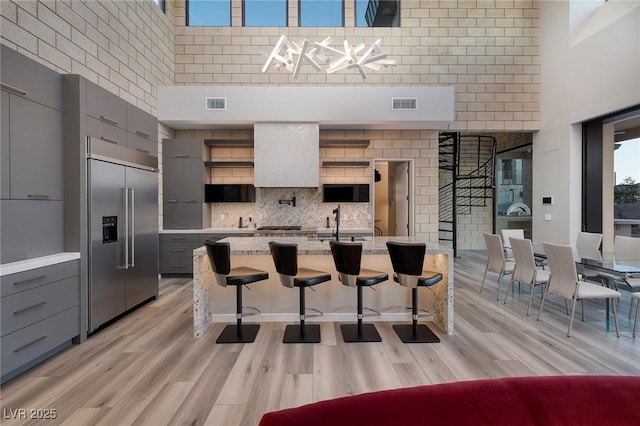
top-left (170, 0), bottom-right (540, 132)
top-left (1, 0), bottom-right (175, 115)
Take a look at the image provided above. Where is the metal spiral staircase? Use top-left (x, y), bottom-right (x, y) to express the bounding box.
top-left (439, 132), bottom-right (497, 256)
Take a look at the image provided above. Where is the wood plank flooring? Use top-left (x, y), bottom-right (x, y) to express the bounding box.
top-left (2, 250), bottom-right (639, 425)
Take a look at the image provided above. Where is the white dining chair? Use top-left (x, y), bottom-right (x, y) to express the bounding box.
top-left (501, 229), bottom-right (524, 260)
top-left (614, 236), bottom-right (640, 319)
top-left (537, 242), bottom-right (621, 338)
top-left (633, 293), bottom-right (640, 338)
top-left (504, 237), bottom-right (550, 316)
top-left (576, 231), bottom-right (603, 253)
top-left (481, 233), bottom-right (515, 301)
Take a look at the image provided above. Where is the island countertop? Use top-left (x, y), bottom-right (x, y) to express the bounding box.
top-left (193, 236), bottom-right (452, 256)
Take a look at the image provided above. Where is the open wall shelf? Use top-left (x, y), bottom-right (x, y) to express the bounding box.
top-left (322, 161), bottom-right (371, 168)
top-left (204, 161), bottom-right (254, 167)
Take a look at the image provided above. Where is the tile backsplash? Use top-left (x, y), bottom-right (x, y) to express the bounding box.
top-left (209, 188), bottom-right (370, 230)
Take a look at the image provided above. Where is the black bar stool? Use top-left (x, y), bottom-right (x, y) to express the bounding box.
top-left (330, 240), bottom-right (388, 343)
top-left (205, 241), bottom-right (269, 344)
top-left (386, 241), bottom-right (443, 343)
top-left (269, 241), bottom-right (331, 343)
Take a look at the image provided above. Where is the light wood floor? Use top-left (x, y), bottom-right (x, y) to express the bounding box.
top-left (2, 250), bottom-right (639, 425)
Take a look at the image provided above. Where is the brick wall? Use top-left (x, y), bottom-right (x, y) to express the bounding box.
top-left (169, 0), bottom-right (540, 132)
top-left (1, 0), bottom-right (175, 115)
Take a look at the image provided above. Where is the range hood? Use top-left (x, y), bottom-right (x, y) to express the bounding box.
top-left (254, 123), bottom-right (319, 187)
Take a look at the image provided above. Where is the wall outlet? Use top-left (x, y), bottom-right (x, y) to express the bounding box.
top-left (544, 214), bottom-right (551, 221)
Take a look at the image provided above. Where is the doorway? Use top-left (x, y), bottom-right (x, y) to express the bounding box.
top-left (373, 160), bottom-right (412, 236)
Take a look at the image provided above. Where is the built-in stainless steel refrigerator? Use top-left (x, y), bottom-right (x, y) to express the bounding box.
top-left (87, 137), bottom-right (158, 332)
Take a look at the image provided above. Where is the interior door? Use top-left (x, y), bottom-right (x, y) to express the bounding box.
top-left (88, 159), bottom-right (126, 331)
top-left (395, 162), bottom-right (409, 236)
top-left (125, 167), bottom-right (159, 309)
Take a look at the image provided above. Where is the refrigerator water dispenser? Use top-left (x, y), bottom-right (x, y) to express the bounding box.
top-left (102, 216), bottom-right (118, 244)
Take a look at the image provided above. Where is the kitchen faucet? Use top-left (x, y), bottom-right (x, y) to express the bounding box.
top-left (333, 205), bottom-right (341, 241)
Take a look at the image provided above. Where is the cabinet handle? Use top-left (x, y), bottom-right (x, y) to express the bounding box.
top-left (171, 248), bottom-right (186, 252)
top-left (175, 154), bottom-right (189, 158)
top-left (186, 200), bottom-right (198, 203)
top-left (13, 275), bottom-right (46, 286)
top-left (100, 136), bottom-right (120, 145)
top-left (171, 264), bottom-right (186, 268)
top-left (14, 336), bottom-right (47, 353)
top-left (174, 226), bottom-right (188, 229)
top-left (99, 115), bottom-right (119, 126)
top-left (28, 194), bottom-right (50, 199)
top-left (167, 199), bottom-right (178, 203)
top-left (171, 236), bottom-right (186, 240)
top-left (1, 82), bottom-right (28, 96)
top-left (136, 148), bottom-right (150, 154)
top-left (14, 301), bottom-right (47, 315)
top-left (136, 130), bottom-right (150, 139)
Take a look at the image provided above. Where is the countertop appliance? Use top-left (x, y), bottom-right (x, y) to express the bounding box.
top-left (87, 137), bottom-right (159, 332)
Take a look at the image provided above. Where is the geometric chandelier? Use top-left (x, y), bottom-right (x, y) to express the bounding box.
top-left (261, 35), bottom-right (397, 80)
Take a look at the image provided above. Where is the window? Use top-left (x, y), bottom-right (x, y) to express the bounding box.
top-left (187, 0), bottom-right (231, 26)
top-left (299, 0), bottom-right (343, 27)
top-left (154, 0), bottom-right (165, 13)
top-left (355, 0), bottom-right (399, 27)
top-left (244, 0), bottom-right (287, 26)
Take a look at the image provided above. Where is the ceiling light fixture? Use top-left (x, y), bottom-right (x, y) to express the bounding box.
top-left (261, 35), bottom-right (397, 80)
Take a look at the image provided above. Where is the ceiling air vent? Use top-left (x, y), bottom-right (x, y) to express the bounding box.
top-left (392, 97), bottom-right (418, 110)
top-left (206, 97), bottom-right (227, 110)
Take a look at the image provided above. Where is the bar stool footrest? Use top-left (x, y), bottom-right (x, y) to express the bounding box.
top-left (340, 323), bottom-right (381, 342)
top-left (216, 324), bottom-right (260, 344)
top-left (393, 324), bottom-right (440, 343)
top-left (283, 324), bottom-right (321, 344)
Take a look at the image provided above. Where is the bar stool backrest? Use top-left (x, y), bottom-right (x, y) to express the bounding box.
top-left (386, 241), bottom-right (426, 288)
top-left (269, 241), bottom-right (298, 288)
top-left (329, 241), bottom-right (362, 287)
top-left (205, 241), bottom-right (231, 287)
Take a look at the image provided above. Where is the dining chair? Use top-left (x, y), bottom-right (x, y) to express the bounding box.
top-left (504, 237), bottom-right (550, 315)
top-left (614, 236), bottom-right (640, 319)
top-left (501, 229), bottom-right (524, 260)
top-left (537, 242), bottom-right (620, 337)
top-left (576, 231), bottom-right (603, 253)
top-left (481, 233), bottom-right (515, 301)
top-left (633, 293), bottom-right (640, 338)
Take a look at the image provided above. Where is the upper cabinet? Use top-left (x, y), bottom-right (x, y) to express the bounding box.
top-left (254, 123), bottom-right (319, 187)
top-left (1, 46), bottom-right (63, 201)
top-left (84, 80), bottom-right (158, 156)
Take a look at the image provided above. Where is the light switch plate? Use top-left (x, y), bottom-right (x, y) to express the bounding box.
top-left (544, 214), bottom-right (551, 221)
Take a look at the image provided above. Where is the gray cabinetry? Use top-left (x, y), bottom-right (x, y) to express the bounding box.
top-left (85, 80), bottom-right (127, 129)
top-left (1, 91), bottom-right (9, 198)
top-left (0, 260), bottom-right (79, 382)
top-left (162, 139), bottom-right (209, 229)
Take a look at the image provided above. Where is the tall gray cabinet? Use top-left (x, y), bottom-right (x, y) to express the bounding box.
top-left (1, 45), bottom-right (64, 263)
top-left (162, 139), bottom-right (210, 229)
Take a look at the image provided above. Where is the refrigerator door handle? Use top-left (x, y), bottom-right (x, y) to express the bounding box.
top-left (130, 187), bottom-right (135, 268)
top-left (124, 187), bottom-right (129, 270)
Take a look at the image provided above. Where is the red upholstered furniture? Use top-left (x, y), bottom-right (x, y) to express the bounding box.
top-left (259, 375), bottom-right (640, 426)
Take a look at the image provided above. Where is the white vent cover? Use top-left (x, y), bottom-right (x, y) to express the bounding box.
top-left (206, 97), bottom-right (227, 110)
top-left (392, 97), bottom-right (418, 110)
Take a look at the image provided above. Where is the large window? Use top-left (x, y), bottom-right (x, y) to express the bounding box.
top-left (299, 0), bottom-right (343, 27)
top-left (244, 0), bottom-right (287, 26)
top-left (187, 0), bottom-right (231, 26)
top-left (355, 0), bottom-right (399, 27)
top-left (614, 137), bottom-right (640, 237)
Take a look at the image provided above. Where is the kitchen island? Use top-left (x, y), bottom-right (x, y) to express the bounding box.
top-left (192, 236), bottom-right (454, 338)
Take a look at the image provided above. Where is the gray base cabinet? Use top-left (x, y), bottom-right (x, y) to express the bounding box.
top-left (1, 260), bottom-right (79, 382)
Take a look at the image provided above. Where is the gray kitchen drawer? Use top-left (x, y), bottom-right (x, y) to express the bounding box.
top-left (1, 307), bottom-right (78, 376)
top-left (85, 81), bottom-right (127, 129)
top-left (126, 104), bottom-right (157, 141)
top-left (159, 258), bottom-right (193, 274)
top-left (1, 260), bottom-right (78, 297)
top-left (1, 44), bottom-right (63, 110)
top-left (162, 139), bottom-right (203, 158)
top-left (127, 132), bottom-right (158, 157)
top-left (2, 276), bottom-right (78, 337)
top-left (0, 200), bottom-right (64, 264)
top-left (160, 233), bottom-right (200, 243)
top-left (159, 241), bottom-right (202, 258)
top-left (86, 115), bottom-right (128, 146)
